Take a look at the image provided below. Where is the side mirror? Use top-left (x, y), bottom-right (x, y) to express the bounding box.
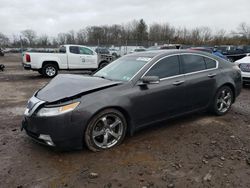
top-left (138, 76), bottom-right (160, 86)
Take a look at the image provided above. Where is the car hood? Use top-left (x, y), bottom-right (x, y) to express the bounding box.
top-left (236, 56), bottom-right (250, 63)
top-left (36, 74), bottom-right (121, 103)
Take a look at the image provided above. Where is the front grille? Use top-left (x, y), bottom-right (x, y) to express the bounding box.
top-left (240, 63), bottom-right (250, 72)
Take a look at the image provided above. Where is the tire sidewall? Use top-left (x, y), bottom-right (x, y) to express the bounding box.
top-left (84, 109), bottom-right (127, 152)
top-left (98, 62), bottom-right (108, 69)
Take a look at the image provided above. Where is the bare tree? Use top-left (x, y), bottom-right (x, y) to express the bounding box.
top-left (237, 22), bottom-right (250, 39)
top-left (21, 29), bottom-right (37, 46)
top-left (57, 33), bottom-right (67, 45)
top-left (76, 29), bottom-right (87, 44)
top-left (37, 34), bottom-right (49, 47)
top-left (0, 33), bottom-right (10, 47)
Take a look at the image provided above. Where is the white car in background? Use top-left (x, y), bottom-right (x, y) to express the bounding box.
top-left (235, 56), bottom-right (250, 85)
top-left (109, 48), bottom-right (121, 57)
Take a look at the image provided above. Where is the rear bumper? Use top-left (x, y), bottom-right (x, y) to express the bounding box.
top-left (22, 63), bottom-right (31, 70)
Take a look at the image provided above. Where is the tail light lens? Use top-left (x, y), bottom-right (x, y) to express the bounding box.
top-left (26, 54), bottom-right (31, 62)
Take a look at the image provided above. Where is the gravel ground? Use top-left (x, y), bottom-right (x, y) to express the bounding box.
top-left (0, 54), bottom-right (250, 188)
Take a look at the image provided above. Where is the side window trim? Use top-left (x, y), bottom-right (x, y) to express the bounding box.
top-left (141, 53), bottom-right (219, 81)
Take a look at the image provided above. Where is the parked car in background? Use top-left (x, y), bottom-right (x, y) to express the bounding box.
top-left (118, 46), bottom-right (146, 56)
top-left (147, 44), bottom-right (180, 51)
top-left (188, 47), bottom-right (213, 53)
top-left (22, 50), bottom-right (242, 151)
top-left (22, 45), bottom-right (113, 77)
top-left (189, 47), bottom-right (229, 60)
top-left (0, 48), bottom-right (4, 56)
top-left (216, 45), bottom-right (246, 62)
top-left (109, 48), bottom-right (121, 58)
top-left (129, 48), bottom-right (146, 53)
top-left (237, 45), bottom-right (250, 54)
top-left (95, 47), bottom-right (110, 55)
top-left (235, 56), bottom-right (250, 86)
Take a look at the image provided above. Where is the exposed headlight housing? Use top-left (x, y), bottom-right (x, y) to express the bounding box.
top-left (37, 102), bottom-right (80, 117)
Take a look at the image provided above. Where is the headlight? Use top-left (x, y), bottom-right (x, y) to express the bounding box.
top-left (37, 102), bottom-right (80, 117)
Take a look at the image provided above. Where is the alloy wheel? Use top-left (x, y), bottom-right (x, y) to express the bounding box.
top-left (46, 66), bottom-right (56, 77)
top-left (216, 88), bottom-right (232, 113)
top-left (92, 114), bottom-right (124, 149)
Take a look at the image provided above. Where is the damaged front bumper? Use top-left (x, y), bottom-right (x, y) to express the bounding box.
top-left (21, 96), bottom-right (84, 150)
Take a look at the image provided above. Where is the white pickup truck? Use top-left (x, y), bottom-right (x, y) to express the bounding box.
top-left (22, 45), bottom-right (113, 77)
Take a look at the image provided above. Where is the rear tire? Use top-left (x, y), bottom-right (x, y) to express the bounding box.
top-left (42, 64), bottom-right (58, 78)
top-left (84, 109), bottom-right (127, 152)
top-left (210, 86), bottom-right (233, 116)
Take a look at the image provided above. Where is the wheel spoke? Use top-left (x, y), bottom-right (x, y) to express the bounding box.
top-left (92, 129), bottom-right (105, 138)
top-left (110, 119), bottom-right (121, 129)
top-left (222, 100), bottom-right (229, 108)
top-left (102, 133), bottom-right (109, 146)
top-left (109, 131), bottom-right (119, 139)
top-left (224, 93), bottom-right (230, 100)
top-left (101, 116), bottom-right (108, 127)
top-left (218, 102), bottom-right (224, 111)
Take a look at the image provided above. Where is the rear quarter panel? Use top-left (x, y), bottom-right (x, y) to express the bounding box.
top-left (217, 61), bottom-right (242, 99)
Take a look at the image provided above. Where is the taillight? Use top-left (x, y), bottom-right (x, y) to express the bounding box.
top-left (26, 54), bottom-right (31, 62)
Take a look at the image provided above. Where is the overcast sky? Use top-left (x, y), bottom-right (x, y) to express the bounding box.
top-left (0, 0), bottom-right (249, 37)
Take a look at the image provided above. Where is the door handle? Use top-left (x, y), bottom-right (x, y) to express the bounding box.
top-left (208, 73), bottom-right (216, 78)
top-left (173, 80), bottom-right (185, 86)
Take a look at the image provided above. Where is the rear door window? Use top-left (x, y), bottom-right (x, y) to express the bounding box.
top-left (145, 55), bottom-right (180, 79)
top-left (181, 54), bottom-right (206, 73)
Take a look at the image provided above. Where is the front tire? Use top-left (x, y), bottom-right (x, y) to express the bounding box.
top-left (98, 61), bottom-right (108, 70)
top-left (85, 109), bottom-right (127, 152)
top-left (42, 64), bottom-right (58, 78)
top-left (211, 86), bottom-right (233, 116)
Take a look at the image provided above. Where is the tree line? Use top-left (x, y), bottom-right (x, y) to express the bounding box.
top-left (0, 19), bottom-right (250, 48)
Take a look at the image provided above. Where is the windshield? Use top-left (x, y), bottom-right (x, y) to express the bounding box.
top-left (94, 56), bottom-right (151, 81)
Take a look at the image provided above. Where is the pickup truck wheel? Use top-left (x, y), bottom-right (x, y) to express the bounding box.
top-left (42, 64), bottom-right (58, 78)
top-left (99, 62), bottom-right (108, 69)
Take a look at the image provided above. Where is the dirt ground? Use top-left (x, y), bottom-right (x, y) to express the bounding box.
top-left (0, 53), bottom-right (250, 188)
